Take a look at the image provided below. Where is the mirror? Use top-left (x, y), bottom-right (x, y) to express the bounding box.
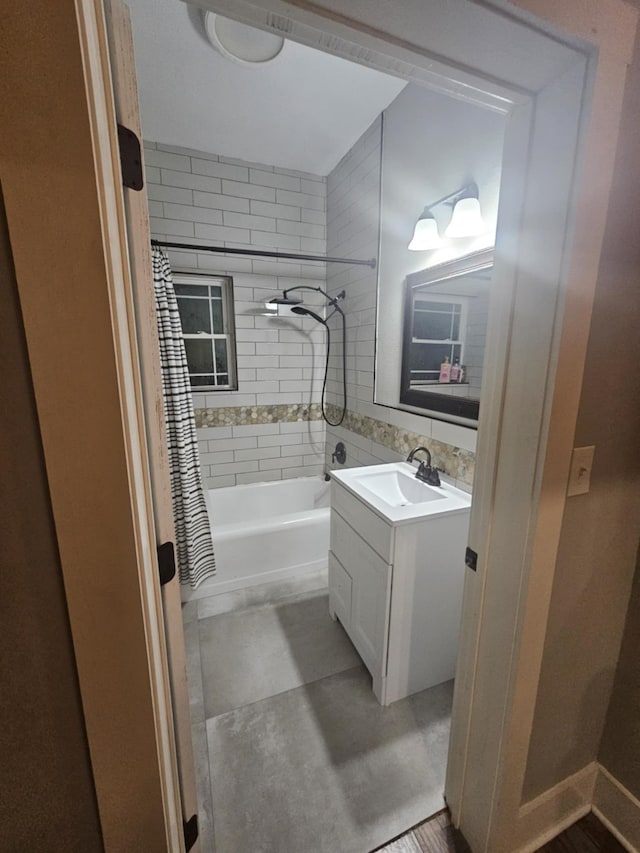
top-left (399, 249), bottom-right (493, 424)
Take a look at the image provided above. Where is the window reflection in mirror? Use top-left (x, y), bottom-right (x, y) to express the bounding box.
top-left (399, 249), bottom-right (493, 424)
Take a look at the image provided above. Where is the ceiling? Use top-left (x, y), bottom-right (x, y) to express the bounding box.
top-left (126, 0), bottom-right (406, 175)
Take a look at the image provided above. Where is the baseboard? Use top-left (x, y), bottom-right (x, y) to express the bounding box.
top-left (514, 762), bottom-right (598, 853)
top-left (510, 762), bottom-right (640, 853)
top-left (593, 764), bottom-right (640, 853)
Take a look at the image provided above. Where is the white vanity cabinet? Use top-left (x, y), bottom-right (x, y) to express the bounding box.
top-left (329, 508), bottom-right (392, 697)
top-left (328, 465), bottom-right (471, 706)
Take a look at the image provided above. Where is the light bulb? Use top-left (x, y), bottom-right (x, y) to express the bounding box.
top-left (445, 197), bottom-right (487, 238)
top-left (408, 212), bottom-right (442, 251)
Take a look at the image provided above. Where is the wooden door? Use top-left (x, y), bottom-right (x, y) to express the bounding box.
top-left (102, 2), bottom-right (200, 849)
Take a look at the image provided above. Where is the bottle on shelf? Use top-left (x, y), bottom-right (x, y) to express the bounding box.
top-left (439, 356), bottom-right (451, 383)
top-left (451, 359), bottom-right (460, 382)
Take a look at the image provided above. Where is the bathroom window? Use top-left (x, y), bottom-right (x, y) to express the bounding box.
top-left (409, 294), bottom-right (468, 383)
top-left (174, 273), bottom-right (238, 391)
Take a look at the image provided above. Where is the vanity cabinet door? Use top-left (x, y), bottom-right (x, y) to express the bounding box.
top-left (328, 551), bottom-right (352, 628)
top-left (330, 509), bottom-right (392, 679)
top-left (350, 554), bottom-right (391, 678)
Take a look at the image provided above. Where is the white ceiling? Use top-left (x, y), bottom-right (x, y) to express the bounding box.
top-left (126, 0), bottom-right (406, 175)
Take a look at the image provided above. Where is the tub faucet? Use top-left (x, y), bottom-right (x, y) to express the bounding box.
top-left (406, 446), bottom-right (441, 487)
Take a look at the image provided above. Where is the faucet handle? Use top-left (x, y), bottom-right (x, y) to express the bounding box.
top-left (414, 460), bottom-right (428, 483)
top-left (414, 461), bottom-right (442, 487)
top-left (427, 467), bottom-right (442, 487)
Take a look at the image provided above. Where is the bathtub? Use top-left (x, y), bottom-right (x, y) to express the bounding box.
top-left (182, 476), bottom-right (330, 601)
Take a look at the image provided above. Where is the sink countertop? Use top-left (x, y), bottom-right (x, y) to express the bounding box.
top-left (330, 462), bottom-right (472, 525)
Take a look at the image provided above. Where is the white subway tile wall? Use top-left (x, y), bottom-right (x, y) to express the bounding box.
top-left (464, 289), bottom-right (490, 398)
top-left (325, 118), bottom-right (387, 471)
top-left (196, 421), bottom-right (326, 489)
top-left (145, 141), bottom-right (328, 486)
top-left (145, 136), bottom-right (475, 491)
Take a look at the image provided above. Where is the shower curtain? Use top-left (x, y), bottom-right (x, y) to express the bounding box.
top-left (152, 247), bottom-right (216, 588)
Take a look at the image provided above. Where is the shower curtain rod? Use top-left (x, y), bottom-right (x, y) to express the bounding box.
top-left (150, 239), bottom-right (377, 269)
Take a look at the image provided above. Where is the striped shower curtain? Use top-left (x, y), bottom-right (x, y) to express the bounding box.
top-left (152, 247), bottom-right (216, 588)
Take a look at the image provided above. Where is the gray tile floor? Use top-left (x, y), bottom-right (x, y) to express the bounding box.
top-left (183, 570), bottom-right (453, 853)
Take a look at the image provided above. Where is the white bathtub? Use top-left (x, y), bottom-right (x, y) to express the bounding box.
top-left (182, 477), bottom-right (330, 601)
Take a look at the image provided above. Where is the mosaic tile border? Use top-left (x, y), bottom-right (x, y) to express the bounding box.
top-left (326, 405), bottom-right (475, 486)
top-left (193, 401), bottom-right (474, 485)
top-left (194, 402), bottom-right (323, 429)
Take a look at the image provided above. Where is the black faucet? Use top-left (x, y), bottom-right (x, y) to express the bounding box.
top-left (406, 446), bottom-right (441, 487)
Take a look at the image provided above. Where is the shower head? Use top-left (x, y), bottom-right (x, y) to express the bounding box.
top-left (269, 292), bottom-right (303, 305)
top-left (291, 305), bottom-right (328, 327)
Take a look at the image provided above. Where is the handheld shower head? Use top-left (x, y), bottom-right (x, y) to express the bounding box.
top-left (291, 305), bottom-right (327, 326)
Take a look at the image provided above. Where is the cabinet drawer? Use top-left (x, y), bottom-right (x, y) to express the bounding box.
top-left (331, 481), bottom-right (393, 562)
top-left (331, 509), bottom-right (390, 580)
top-left (328, 551), bottom-right (352, 627)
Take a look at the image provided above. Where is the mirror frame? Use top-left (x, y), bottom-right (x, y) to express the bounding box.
top-left (399, 247), bottom-right (494, 424)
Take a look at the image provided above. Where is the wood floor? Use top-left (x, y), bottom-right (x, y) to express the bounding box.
top-left (537, 813), bottom-right (625, 852)
top-left (373, 810), bottom-right (470, 852)
top-left (375, 810), bottom-right (625, 852)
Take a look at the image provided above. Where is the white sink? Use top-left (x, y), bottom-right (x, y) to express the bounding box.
top-left (355, 468), bottom-right (446, 507)
top-left (330, 462), bottom-right (471, 524)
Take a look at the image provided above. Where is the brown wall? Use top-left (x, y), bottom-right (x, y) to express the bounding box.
top-left (0, 187), bottom-right (103, 851)
top-left (599, 550), bottom-right (640, 796)
top-left (595, 13), bottom-right (640, 801)
top-left (523, 21), bottom-right (640, 800)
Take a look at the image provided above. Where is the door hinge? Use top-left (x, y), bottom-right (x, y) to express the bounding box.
top-left (117, 124), bottom-right (144, 191)
top-left (465, 546), bottom-right (478, 572)
top-left (183, 814), bottom-right (198, 852)
top-left (157, 541), bottom-right (176, 586)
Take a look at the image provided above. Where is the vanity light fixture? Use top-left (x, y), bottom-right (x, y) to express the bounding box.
top-left (408, 182), bottom-right (487, 250)
top-left (408, 210), bottom-right (442, 251)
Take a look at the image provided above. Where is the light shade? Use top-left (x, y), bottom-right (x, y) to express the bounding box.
top-left (408, 211), bottom-right (442, 251)
top-left (444, 196), bottom-right (487, 238)
top-left (204, 13), bottom-right (285, 66)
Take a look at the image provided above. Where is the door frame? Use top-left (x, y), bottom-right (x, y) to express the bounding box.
top-left (189, 2), bottom-right (635, 850)
top-left (72, 0), bottom-right (187, 848)
top-left (3, 0), bottom-right (634, 851)
top-left (100, 1), bottom-right (201, 849)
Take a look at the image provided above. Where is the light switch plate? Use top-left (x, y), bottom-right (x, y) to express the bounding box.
top-left (567, 445), bottom-right (595, 496)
